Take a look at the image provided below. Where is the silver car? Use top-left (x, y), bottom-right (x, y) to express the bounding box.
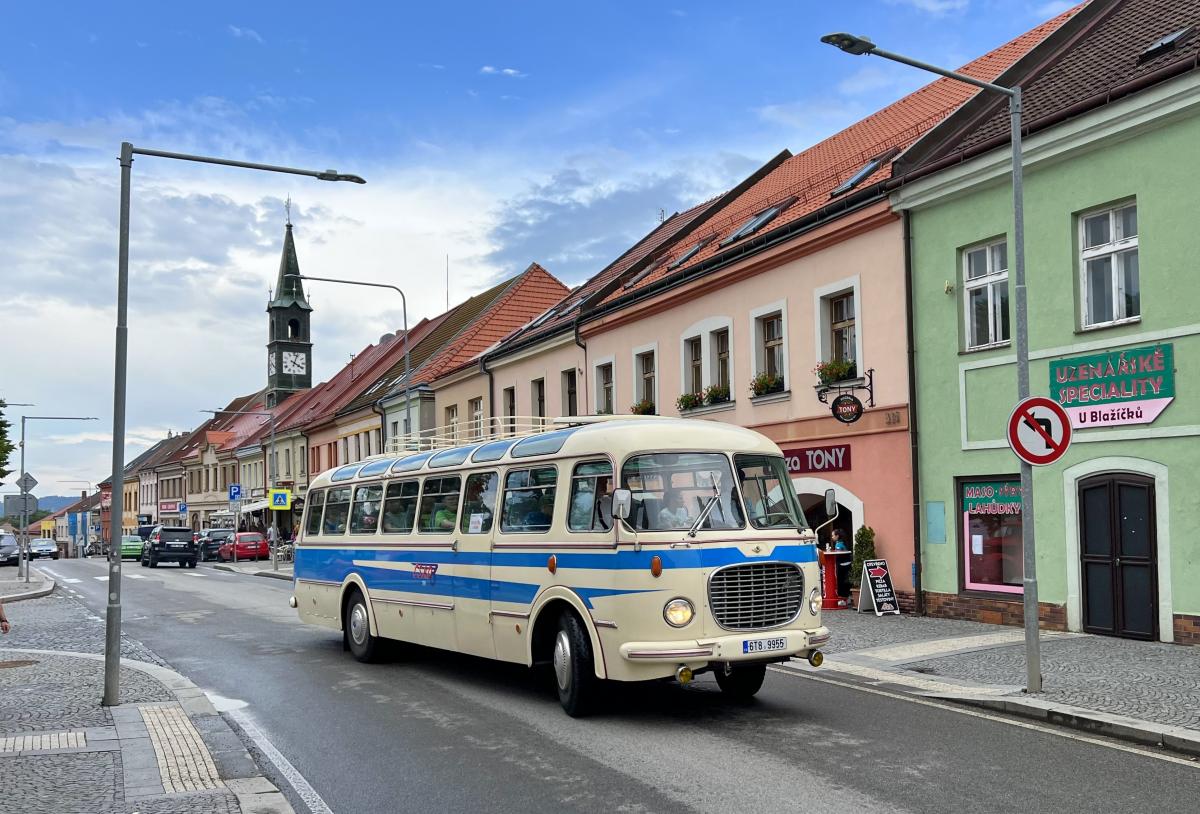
top-left (29, 539), bottom-right (59, 560)
top-left (0, 534), bottom-right (18, 566)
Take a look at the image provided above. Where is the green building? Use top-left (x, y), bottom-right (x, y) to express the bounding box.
top-left (892, 0), bottom-right (1200, 644)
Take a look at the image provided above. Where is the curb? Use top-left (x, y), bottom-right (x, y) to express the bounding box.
top-left (0, 567), bottom-right (56, 603)
top-left (4, 648), bottom-right (297, 812)
top-left (211, 563), bottom-right (294, 582)
top-left (940, 693), bottom-right (1200, 758)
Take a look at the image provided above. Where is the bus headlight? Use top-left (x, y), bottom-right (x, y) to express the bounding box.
top-left (808, 587), bottom-right (821, 616)
top-left (663, 598), bottom-right (694, 628)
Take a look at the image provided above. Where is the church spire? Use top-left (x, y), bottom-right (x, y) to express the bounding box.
top-left (268, 213), bottom-right (312, 312)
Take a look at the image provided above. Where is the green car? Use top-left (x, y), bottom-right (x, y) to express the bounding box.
top-left (120, 535), bottom-right (144, 559)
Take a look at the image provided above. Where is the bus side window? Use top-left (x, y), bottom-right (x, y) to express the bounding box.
top-left (418, 476), bottom-right (461, 534)
top-left (382, 480), bottom-right (419, 533)
top-left (501, 467), bottom-right (557, 533)
top-left (460, 472), bottom-right (498, 534)
top-left (304, 490), bottom-right (326, 536)
top-left (350, 484), bottom-right (383, 535)
top-left (322, 488), bottom-right (352, 535)
top-left (568, 460), bottom-right (613, 532)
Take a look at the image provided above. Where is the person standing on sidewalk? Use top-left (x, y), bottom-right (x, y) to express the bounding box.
top-left (267, 523), bottom-right (278, 553)
top-left (1, 599), bottom-right (10, 634)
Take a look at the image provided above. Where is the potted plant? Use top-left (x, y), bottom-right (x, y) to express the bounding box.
top-left (703, 383), bottom-right (730, 405)
top-left (676, 392), bottom-right (704, 412)
top-left (849, 525), bottom-right (876, 596)
top-left (630, 399), bottom-right (656, 415)
top-left (749, 371), bottom-right (785, 397)
top-left (814, 358), bottom-right (858, 385)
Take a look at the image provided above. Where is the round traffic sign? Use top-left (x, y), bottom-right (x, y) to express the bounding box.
top-left (1007, 396), bottom-right (1072, 466)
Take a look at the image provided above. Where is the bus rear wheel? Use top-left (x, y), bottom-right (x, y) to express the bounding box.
top-left (552, 612), bottom-right (598, 717)
top-left (714, 662), bottom-right (766, 700)
top-left (343, 589), bottom-right (380, 663)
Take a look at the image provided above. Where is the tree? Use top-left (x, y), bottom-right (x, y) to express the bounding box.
top-left (0, 399), bottom-right (13, 487)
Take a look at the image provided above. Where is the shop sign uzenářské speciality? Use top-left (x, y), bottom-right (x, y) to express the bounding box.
top-left (1050, 343), bottom-right (1174, 429)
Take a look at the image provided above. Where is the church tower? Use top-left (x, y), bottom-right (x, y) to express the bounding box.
top-left (265, 216), bottom-right (313, 408)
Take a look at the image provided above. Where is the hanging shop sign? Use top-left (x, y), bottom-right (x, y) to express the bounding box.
top-left (830, 393), bottom-right (864, 424)
top-left (1050, 343), bottom-right (1174, 429)
top-left (782, 444), bottom-right (852, 474)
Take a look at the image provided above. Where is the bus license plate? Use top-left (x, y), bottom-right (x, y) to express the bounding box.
top-left (743, 637), bottom-right (786, 654)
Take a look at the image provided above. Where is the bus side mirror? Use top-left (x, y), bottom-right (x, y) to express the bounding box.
top-left (824, 488), bottom-right (837, 519)
top-left (612, 489), bottom-right (632, 520)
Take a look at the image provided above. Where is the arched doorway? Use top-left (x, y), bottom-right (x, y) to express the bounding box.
top-left (792, 477), bottom-right (862, 546)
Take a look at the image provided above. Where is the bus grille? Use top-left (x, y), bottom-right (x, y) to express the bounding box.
top-left (708, 562), bottom-right (804, 630)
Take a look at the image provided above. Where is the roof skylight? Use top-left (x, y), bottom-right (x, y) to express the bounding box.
top-left (623, 257), bottom-right (665, 289)
top-left (719, 197), bottom-right (796, 247)
top-left (667, 237), bottom-right (714, 270)
top-left (1139, 26), bottom-right (1194, 64)
top-left (830, 158), bottom-right (883, 197)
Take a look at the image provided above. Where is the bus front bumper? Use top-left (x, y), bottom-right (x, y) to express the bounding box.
top-left (618, 626), bottom-right (831, 664)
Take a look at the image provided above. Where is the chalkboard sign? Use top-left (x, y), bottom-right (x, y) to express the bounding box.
top-left (857, 558), bottom-right (901, 616)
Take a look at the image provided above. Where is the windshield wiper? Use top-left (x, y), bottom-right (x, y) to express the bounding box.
top-left (688, 488), bottom-right (721, 538)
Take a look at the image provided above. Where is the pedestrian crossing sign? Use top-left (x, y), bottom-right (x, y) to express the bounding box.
top-left (269, 488), bottom-right (292, 511)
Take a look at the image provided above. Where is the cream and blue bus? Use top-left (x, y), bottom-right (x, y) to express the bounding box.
top-left (291, 416), bottom-right (830, 716)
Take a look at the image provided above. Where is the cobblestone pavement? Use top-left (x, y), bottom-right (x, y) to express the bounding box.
top-left (916, 635), bottom-right (1200, 730)
top-left (0, 750), bottom-right (122, 814)
top-left (0, 652), bottom-right (173, 733)
top-left (0, 593), bottom-right (166, 665)
top-left (820, 608), bottom-right (1002, 654)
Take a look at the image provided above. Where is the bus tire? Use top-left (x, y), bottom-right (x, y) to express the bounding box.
top-left (714, 662), bottom-right (766, 700)
top-left (553, 611), bottom-right (598, 717)
top-left (343, 588), bottom-right (380, 663)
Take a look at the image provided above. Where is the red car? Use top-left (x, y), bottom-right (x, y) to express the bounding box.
top-left (217, 532), bottom-right (269, 562)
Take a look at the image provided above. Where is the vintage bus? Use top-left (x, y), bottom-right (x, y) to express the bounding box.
top-left (291, 416), bottom-right (831, 715)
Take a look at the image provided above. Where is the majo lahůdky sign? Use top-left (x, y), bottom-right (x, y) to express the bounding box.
top-left (1050, 343), bottom-right (1174, 429)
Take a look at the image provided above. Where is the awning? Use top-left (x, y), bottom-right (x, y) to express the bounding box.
top-left (239, 499), bottom-right (270, 514)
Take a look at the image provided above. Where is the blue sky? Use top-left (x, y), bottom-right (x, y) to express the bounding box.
top-left (0, 0), bottom-right (1072, 494)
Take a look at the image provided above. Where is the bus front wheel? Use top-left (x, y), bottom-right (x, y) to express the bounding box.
top-left (714, 662), bottom-right (766, 700)
top-left (343, 589), bottom-right (380, 663)
top-left (552, 612), bottom-right (597, 717)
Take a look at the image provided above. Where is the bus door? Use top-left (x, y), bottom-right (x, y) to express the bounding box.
top-left (455, 470), bottom-right (499, 659)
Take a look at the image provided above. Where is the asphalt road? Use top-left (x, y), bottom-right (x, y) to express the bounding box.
top-left (39, 558), bottom-right (1200, 814)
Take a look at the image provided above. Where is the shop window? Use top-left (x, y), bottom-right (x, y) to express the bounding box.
top-left (960, 479), bottom-right (1023, 593)
top-left (1080, 202), bottom-right (1139, 328)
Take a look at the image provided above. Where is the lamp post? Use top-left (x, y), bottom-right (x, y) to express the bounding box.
top-left (285, 274), bottom-right (411, 449)
top-left (821, 33), bottom-right (1040, 693)
top-left (17, 415), bottom-right (99, 581)
top-left (104, 143), bottom-right (363, 707)
top-left (202, 408), bottom-right (278, 569)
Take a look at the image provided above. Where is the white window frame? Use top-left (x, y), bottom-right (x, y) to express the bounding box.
top-left (468, 397), bottom-right (484, 439)
top-left (631, 342), bottom-right (658, 409)
top-left (958, 240), bottom-right (1010, 350)
top-left (1079, 201), bottom-right (1139, 330)
top-left (684, 336), bottom-right (703, 394)
top-left (813, 276), bottom-right (865, 372)
top-left (445, 404), bottom-right (459, 442)
top-left (593, 355), bottom-right (615, 414)
top-left (678, 316), bottom-right (735, 397)
top-left (750, 300), bottom-right (789, 387)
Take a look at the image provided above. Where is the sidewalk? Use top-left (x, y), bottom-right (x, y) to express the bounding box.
top-left (785, 608), bottom-right (1200, 755)
top-left (1, 593), bottom-right (294, 813)
top-left (211, 560), bottom-right (293, 581)
top-left (0, 566), bottom-right (56, 603)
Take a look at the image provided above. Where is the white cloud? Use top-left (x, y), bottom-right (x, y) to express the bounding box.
top-left (480, 66), bottom-right (526, 77)
top-left (228, 25), bottom-right (265, 44)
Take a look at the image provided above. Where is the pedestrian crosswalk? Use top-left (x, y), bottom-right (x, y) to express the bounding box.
top-left (62, 578), bottom-right (81, 584)
top-left (93, 576), bottom-right (107, 581)
top-left (127, 573), bottom-right (146, 579)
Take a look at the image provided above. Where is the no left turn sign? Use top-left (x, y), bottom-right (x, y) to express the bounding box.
top-left (1007, 396), bottom-right (1072, 466)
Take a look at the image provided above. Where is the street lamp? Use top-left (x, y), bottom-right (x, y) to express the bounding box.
top-left (285, 274), bottom-right (411, 449)
top-left (17, 415), bottom-right (99, 582)
top-left (201, 408), bottom-right (279, 570)
top-left (821, 33), bottom-right (1040, 692)
top-left (104, 143), bottom-right (364, 707)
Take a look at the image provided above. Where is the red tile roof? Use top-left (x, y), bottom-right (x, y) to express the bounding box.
top-left (421, 263), bottom-right (570, 382)
top-left (608, 5), bottom-right (1081, 300)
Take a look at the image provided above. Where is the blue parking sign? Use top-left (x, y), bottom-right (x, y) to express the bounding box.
top-left (228, 483), bottom-right (242, 501)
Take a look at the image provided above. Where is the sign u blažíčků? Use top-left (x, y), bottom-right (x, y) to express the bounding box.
top-left (1050, 343), bottom-right (1174, 429)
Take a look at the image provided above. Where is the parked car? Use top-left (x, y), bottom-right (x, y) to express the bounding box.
top-left (119, 535), bottom-right (143, 559)
top-left (217, 532), bottom-right (269, 562)
top-left (197, 528), bottom-right (234, 561)
top-left (0, 534), bottom-right (18, 566)
top-left (30, 539), bottom-right (59, 559)
top-left (140, 525), bottom-right (197, 568)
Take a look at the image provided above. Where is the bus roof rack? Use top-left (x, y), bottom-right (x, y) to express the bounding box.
top-left (384, 414), bottom-right (670, 454)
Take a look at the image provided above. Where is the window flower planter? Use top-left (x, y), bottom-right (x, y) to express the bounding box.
top-left (630, 399), bottom-right (656, 415)
top-left (749, 372), bottom-right (785, 397)
top-left (814, 359), bottom-right (857, 386)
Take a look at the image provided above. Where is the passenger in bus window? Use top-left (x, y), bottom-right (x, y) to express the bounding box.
top-left (658, 490), bottom-right (691, 529)
top-left (594, 476), bottom-right (613, 530)
top-left (523, 494), bottom-right (554, 531)
top-left (432, 493), bottom-right (458, 530)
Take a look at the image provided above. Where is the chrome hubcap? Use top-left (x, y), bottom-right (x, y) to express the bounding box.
top-left (349, 603), bottom-right (368, 646)
top-left (552, 630), bottom-right (572, 692)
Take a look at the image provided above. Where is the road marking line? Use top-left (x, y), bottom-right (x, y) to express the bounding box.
top-left (62, 578), bottom-right (82, 584)
top-left (185, 572), bottom-right (207, 577)
top-left (770, 666), bottom-right (1200, 769)
top-left (93, 576), bottom-right (108, 581)
top-left (127, 574), bottom-right (146, 579)
top-left (228, 707), bottom-right (333, 814)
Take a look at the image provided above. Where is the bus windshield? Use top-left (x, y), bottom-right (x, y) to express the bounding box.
top-left (735, 454), bottom-right (808, 530)
top-left (621, 452), bottom-right (744, 531)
